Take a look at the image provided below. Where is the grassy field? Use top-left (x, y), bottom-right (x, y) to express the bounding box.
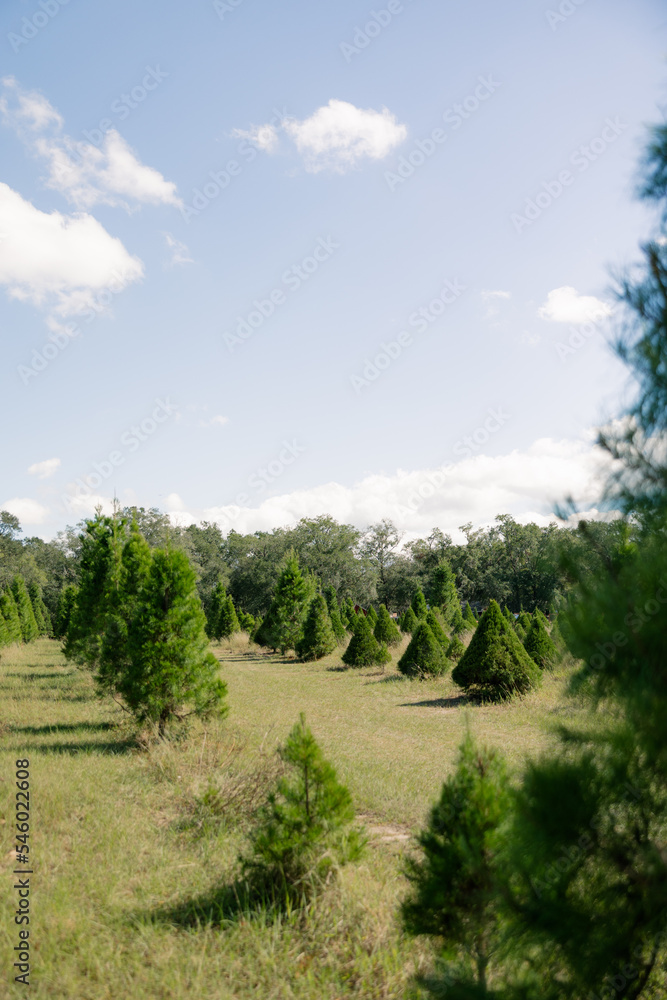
top-left (0, 635), bottom-right (585, 999)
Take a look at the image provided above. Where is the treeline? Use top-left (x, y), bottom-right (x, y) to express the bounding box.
top-left (0, 505), bottom-right (621, 640)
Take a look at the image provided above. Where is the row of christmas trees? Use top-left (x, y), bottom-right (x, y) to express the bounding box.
top-left (0, 576), bottom-right (52, 647)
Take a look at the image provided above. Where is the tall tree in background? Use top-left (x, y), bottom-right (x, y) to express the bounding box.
top-left (263, 551), bottom-right (315, 655)
top-left (323, 584), bottom-right (346, 643)
top-left (296, 594), bottom-right (337, 661)
top-left (427, 560), bottom-right (459, 625)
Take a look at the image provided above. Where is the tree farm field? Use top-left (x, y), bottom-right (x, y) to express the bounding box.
top-left (0, 635), bottom-right (585, 1000)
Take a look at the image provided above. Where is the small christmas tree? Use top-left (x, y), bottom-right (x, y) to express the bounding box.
top-left (11, 576), bottom-right (38, 643)
top-left (411, 588), bottom-right (428, 620)
top-left (428, 560), bottom-right (460, 624)
top-left (343, 598), bottom-right (356, 630)
top-left (425, 609), bottom-right (449, 648)
top-left (446, 634), bottom-right (466, 662)
top-left (342, 614), bottom-right (390, 668)
top-left (0, 590), bottom-right (22, 644)
top-left (323, 585), bottom-right (346, 644)
top-left (237, 609), bottom-right (255, 633)
top-left (398, 622), bottom-right (449, 678)
top-left (523, 614), bottom-right (558, 669)
top-left (53, 585), bottom-right (77, 639)
top-left (450, 606), bottom-right (466, 636)
top-left (366, 605), bottom-right (378, 628)
top-left (0, 609), bottom-right (10, 648)
top-left (503, 605), bottom-right (514, 624)
top-left (218, 595), bottom-right (240, 640)
top-left (463, 602), bottom-right (477, 629)
top-left (296, 595), bottom-right (337, 661)
top-left (452, 600), bottom-right (540, 701)
top-left (374, 604), bottom-right (401, 647)
top-left (401, 606), bottom-right (418, 634)
top-left (263, 552), bottom-right (315, 654)
top-left (206, 581), bottom-right (227, 639)
top-left (28, 582), bottom-right (52, 636)
top-left (518, 610), bottom-right (532, 633)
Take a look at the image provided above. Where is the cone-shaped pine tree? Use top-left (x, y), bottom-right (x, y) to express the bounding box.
top-left (264, 553), bottom-right (315, 654)
top-left (343, 598), bottom-right (356, 631)
top-left (503, 605), bottom-right (514, 624)
top-left (342, 613), bottom-right (390, 668)
top-left (1, 590), bottom-right (22, 644)
top-left (237, 609), bottom-right (255, 633)
top-left (464, 602), bottom-right (477, 628)
top-left (296, 594), bottom-right (337, 661)
top-left (218, 595), bottom-right (240, 640)
top-left (398, 622), bottom-right (449, 678)
top-left (0, 608), bottom-right (9, 648)
top-left (121, 548), bottom-right (228, 735)
top-left (411, 587), bottom-right (428, 619)
top-left (240, 713), bottom-right (365, 904)
top-left (323, 585), bottom-right (346, 644)
top-left (450, 605), bottom-right (466, 636)
top-left (428, 560), bottom-right (459, 624)
top-left (401, 606), bottom-right (418, 634)
top-left (374, 604), bottom-right (402, 647)
top-left (517, 610), bottom-right (532, 633)
top-left (54, 585), bottom-right (77, 640)
top-left (206, 581), bottom-right (227, 640)
top-left (11, 577), bottom-right (38, 643)
top-left (446, 634), bottom-right (466, 662)
top-left (28, 582), bottom-right (52, 637)
top-left (533, 606), bottom-right (550, 628)
top-left (452, 600), bottom-right (540, 701)
top-left (523, 614), bottom-right (558, 669)
top-left (366, 605), bottom-right (378, 628)
top-left (401, 732), bottom-right (511, 993)
top-left (425, 609), bottom-right (449, 648)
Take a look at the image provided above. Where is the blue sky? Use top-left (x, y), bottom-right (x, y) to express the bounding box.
top-left (1, 0), bottom-right (666, 541)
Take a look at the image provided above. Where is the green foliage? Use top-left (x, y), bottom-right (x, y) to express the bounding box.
top-left (517, 610), bottom-right (532, 633)
top-left (411, 587), bottom-right (428, 619)
top-left (373, 604), bottom-right (402, 647)
top-left (401, 606), bottom-right (418, 634)
top-left (218, 595), bottom-right (240, 640)
top-left (449, 606), bottom-right (466, 636)
top-left (296, 595), bottom-right (337, 661)
top-left (0, 608), bottom-right (9, 648)
top-left (503, 604), bottom-right (513, 623)
top-left (523, 613), bottom-right (558, 669)
top-left (323, 585), bottom-right (346, 643)
top-left (366, 605), bottom-right (378, 627)
top-left (425, 609), bottom-right (449, 648)
top-left (237, 609), bottom-right (255, 633)
top-left (428, 560), bottom-right (460, 624)
top-left (206, 581), bottom-right (228, 640)
top-left (11, 576), bottom-right (39, 643)
top-left (240, 713), bottom-right (365, 906)
top-left (342, 613), bottom-right (390, 668)
top-left (28, 582), bottom-right (52, 636)
top-left (262, 552), bottom-right (315, 655)
top-left (401, 732), bottom-right (511, 993)
top-left (53, 584), bottom-right (77, 640)
top-left (398, 622), bottom-right (449, 678)
top-left (446, 635), bottom-right (466, 663)
top-left (1, 588), bottom-right (23, 644)
top-left (463, 602), bottom-right (477, 628)
top-left (452, 599), bottom-right (541, 701)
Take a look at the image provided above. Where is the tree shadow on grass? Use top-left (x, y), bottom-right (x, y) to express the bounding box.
top-left (3, 672), bottom-right (76, 680)
top-left (3, 737), bottom-right (139, 755)
top-left (398, 694), bottom-right (470, 709)
top-left (147, 875), bottom-right (304, 930)
top-left (11, 722), bottom-right (116, 735)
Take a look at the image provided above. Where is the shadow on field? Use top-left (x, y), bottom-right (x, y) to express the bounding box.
top-left (3, 671), bottom-right (76, 680)
top-left (399, 694), bottom-right (470, 709)
top-left (3, 736), bottom-right (138, 755)
top-left (11, 721), bottom-right (116, 735)
top-left (147, 876), bottom-right (299, 929)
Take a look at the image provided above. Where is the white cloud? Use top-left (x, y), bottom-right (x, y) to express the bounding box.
top-left (538, 286), bottom-right (612, 324)
top-left (164, 493), bottom-right (185, 512)
top-left (235, 99), bottom-right (407, 173)
top-left (162, 231), bottom-right (193, 267)
top-left (164, 434), bottom-right (613, 540)
top-left (0, 182), bottom-right (143, 317)
top-left (481, 289), bottom-right (510, 300)
top-left (1, 497), bottom-right (50, 525)
top-left (27, 457), bottom-right (60, 479)
top-left (1, 78), bottom-right (181, 211)
top-left (199, 414), bottom-right (229, 428)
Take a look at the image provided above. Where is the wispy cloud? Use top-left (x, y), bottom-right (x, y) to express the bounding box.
top-left (538, 286), bottom-right (612, 324)
top-left (27, 457), bottom-right (60, 479)
top-left (162, 231), bottom-right (194, 267)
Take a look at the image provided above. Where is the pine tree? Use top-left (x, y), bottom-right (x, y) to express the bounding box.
top-left (0, 608), bottom-right (10, 648)
top-left (428, 560), bottom-right (459, 624)
top-left (342, 614), bottom-right (390, 668)
top-left (237, 609), bottom-right (256, 633)
top-left (450, 605), bottom-right (466, 636)
top-left (323, 585), bottom-right (346, 644)
top-left (374, 604), bottom-right (402, 647)
top-left (206, 581), bottom-right (227, 640)
top-left (218, 595), bottom-right (240, 640)
top-left (263, 552), bottom-right (315, 655)
top-left (11, 576), bottom-right (38, 643)
top-left (343, 598), bottom-right (356, 630)
top-left (296, 594), bottom-right (337, 661)
top-left (503, 604), bottom-right (513, 624)
top-left (120, 548), bottom-right (228, 735)
top-left (523, 613), bottom-right (558, 669)
top-left (401, 606), bottom-right (418, 634)
top-left (240, 714), bottom-right (365, 905)
top-left (452, 599), bottom-right (540, 701)
top-left (366, 605), bottom-right (378, 628)
top-left (411, 587), bottom-right (428, 619)
top-left (446, 634), bottom-right (466, 662)
top-left (28, 582), bottom-right (51, 636)
top-left (398, 622), bottom-right (449, 678)
top-left (425, 609), bottom-right (449, 648)
top-left (517, 610), bottom-right (532, 633)
top-left (401, 732), bottom-right (511, 993)
top-left (0, 590), bottom-right (22, 644)
top-left (463, 602), bottom-right (477, 629)
top-left (54, 585), bottom-right (77, 639)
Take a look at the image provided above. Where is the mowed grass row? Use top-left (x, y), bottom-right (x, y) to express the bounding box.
top-left (0, 636), bottom-right (583, 999)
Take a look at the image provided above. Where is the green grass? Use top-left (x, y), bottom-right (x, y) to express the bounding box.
top-left (0, 635), bottom-right (586, 999)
